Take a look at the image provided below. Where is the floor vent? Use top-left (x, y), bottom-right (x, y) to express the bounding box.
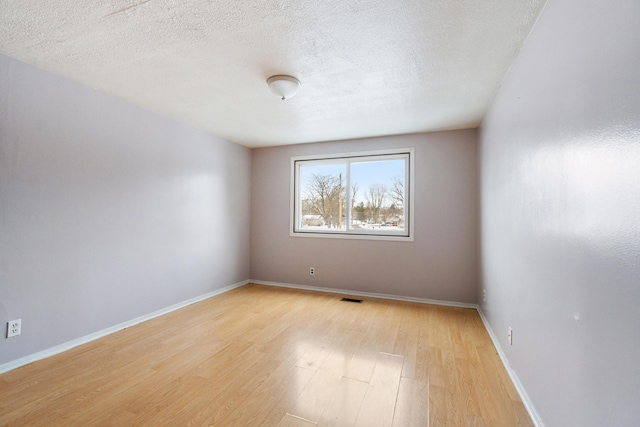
top-left (341, 297), bottom-right (363, 303)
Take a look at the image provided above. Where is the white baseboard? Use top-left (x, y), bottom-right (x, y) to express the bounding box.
top-left (476, 307), bottom-right (545, 427)
top-left (0, 280), bottom-right (249, 375)
top-left (250, 279), bottom-right (478, 309)
top-left (1, 278), bottom-right (543, 427)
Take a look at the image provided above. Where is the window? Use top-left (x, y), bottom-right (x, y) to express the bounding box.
top-left (291, 148), bottom-right (414, 241)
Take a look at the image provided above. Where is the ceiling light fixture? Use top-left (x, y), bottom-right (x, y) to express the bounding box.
top-left (267, 75), bottom-right (300, 100)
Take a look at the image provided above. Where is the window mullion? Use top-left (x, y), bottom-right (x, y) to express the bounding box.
top-left (345, 160), bottom-right (352, 231)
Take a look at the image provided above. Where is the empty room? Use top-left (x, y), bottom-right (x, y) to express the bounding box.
top-left (1, 0), bottom-right (639, 426)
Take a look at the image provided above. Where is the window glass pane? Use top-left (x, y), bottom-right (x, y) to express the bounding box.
top-left (292, 149), bottom-right (412, 241)
top-left (298, 163), bottom-right (347, 231)
top-left (351, 158), bottom-right (405, 231)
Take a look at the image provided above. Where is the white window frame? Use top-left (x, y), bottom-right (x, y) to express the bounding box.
top-left (290, 148), bottom-right (414, 241)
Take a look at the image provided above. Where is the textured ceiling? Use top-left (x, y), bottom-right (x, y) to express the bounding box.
top-left (0, 0), bottom-right (546, 148)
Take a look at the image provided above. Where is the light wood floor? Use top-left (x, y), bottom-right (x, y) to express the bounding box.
top-left (0, 284), bottom-right (533, 426)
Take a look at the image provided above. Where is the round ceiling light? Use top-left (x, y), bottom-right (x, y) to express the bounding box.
top-left (267, 75), bottom-right (300, 100)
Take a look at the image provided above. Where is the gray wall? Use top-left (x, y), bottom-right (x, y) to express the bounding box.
top-left (0, 54), bottom-right (251, 365)
top-left (479, 0), bottom-right (640, 425)
top-left (251, 131), bottom-right (478, 303)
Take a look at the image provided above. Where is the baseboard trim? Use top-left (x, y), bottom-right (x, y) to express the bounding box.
top-left (1, 278), bottom-right (542, 427)
top-left (0, 280), bottom-right (250, 375)
top-left (476, 307), bottom-right (545, 427)
top-left (250, 279), bottom-right (478, 309)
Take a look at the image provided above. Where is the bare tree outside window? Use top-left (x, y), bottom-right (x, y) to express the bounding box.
top-left (301, 172), bottom-right (345, 229)
top-left (365, 183), bottom-right (387, 224)
top-left (391, 176), bottom-right (404, 206)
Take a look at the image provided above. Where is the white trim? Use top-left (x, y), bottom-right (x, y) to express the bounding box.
top-left (250, 279), bottom-right (477, 309)
top-left (477, 307), bottom-right (545, 427)
top-left (0, 280), bottom-right (249, 375)
top-left (284, 231), bottom-right (413, 242)
top-left (291, 147), bottom-right (413, 162)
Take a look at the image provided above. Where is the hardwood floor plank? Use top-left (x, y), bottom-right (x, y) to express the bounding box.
top-left (429, 384), bottom-right (448, 427)
top-left (279, 413), bottom-right (318, 427)
top-left (439, 308), bottom-right (465, 426)
top-left (237, 366), bottom-right (317, 427)
top-left (393, 303), bottom-right (420, 380)
top-left (212, 347), bottom-right (317, 426)
top-left (289, 357), bottom-right (347, 422)
top-left (317, 376), bottom-right (369, 427)
top-left (343, 342), bottom-right (378, 383)
top-left (392, 377), bottom-right (429, 427)
top-left (295, 343), bottom-right (333, 371)
top-left (354, 352), bottom-right (404, 427)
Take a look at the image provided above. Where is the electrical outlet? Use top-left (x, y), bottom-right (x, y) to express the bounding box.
top-left (309, 267), bottom-right (315, 276)
top-left (508, 326), bottom-right (513, 345)
top-left (482, 289), bottom-right (486, 302)
top-left (7, 319), bottom-right (21, 338)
